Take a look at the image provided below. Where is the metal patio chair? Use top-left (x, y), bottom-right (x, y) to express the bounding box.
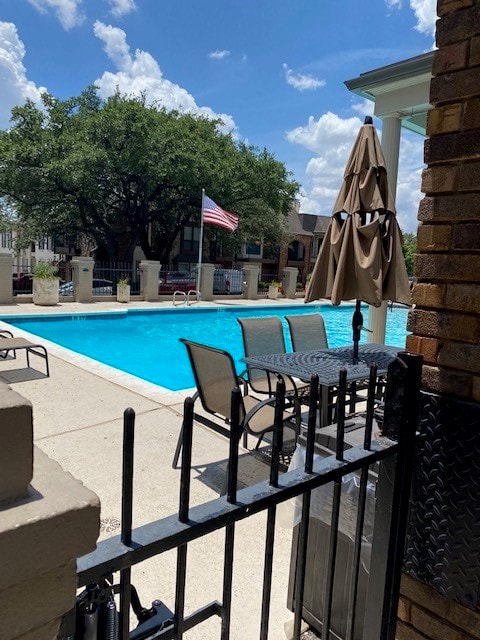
top-left (172, 339), bottom-right (295, 470)
top-left (285, 313), bottom-right (328, 352)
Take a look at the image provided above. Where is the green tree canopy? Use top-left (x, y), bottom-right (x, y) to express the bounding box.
top-left (402, 232), bottom-right (417, 276)
top-left (0, 88), bottom-right (299, 261)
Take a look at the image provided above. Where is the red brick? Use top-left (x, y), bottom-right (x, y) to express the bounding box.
top-left (406, 335), bottom-right (441, 363)
top-left (407, 308), bottom-right (478, 341)
top-left (438, 342), bottom-right (480, 371)
top-left (452, 222), bottom-right (480, 249)
top-left (421, 166), bottom-right (457, 193)
top-left (417, 224), bottom-right (452, 251)
top-left (411, 282), bottom-right (446, 307)
top-left (463, 97), bottom-right (480, 129)
top-left (400, 575), bottom-right (480, 638)
top-left (424, 130), bottom-right (480, 164)
top-left (431, 67), bottom-right (480, 104)
top-left (426, 103), bottom-right (463, 135)
top-left (415, 254), bottom-right (480, 282)
top-left (395, 620), bottom-right (428, 640)
top-left (411, 604), bottom-right (472, 640)
top-left (445, 282), bottom-right (480, 311)
top-left (398, 596), bottom-right (412, 622)
top-left (471, 34), bottom-right (480, 65)
top-left (421, 363), bottom-right (473, 397)
top-left (436, 6), bottom-right (480, 47)
top-left (433, 40), bottom-right (470, 74)
top-left (437, 0), bottom-right (474, 17)
top-left (418, 194), bottom-right (480, 222)
top-left (457, 160), bottom-right (480, 190)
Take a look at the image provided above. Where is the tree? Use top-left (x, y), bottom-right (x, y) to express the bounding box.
top-left (0, 88), bottom-right (299, 262)
top-left (402, 232), bottom-right (417, 276)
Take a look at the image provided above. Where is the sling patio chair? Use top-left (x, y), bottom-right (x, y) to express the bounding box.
top-left (0, 333), bottom-right (50, 377)
top-left (237, 316), bottom-right (310, 398)
top-left (285, 313), bottom-right (328, 352)
top-left (172, 339), bottom-right (296, 472)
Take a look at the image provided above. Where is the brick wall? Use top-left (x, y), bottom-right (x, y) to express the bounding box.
top-left (402, 0), bottom-right (480, 638)
top-left (406, 0), bottom-right (480, 403)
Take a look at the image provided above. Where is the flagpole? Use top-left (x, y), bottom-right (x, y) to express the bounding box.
top-left (197, 189), bottom-right (205, 301)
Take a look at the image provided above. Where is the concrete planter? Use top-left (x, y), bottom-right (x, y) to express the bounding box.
top-left (117, 284), bottom-right (130, 303)
top-left (267, 285), bottom-right (280, 300)
top-left (33, 278), bottom-right (59, 306)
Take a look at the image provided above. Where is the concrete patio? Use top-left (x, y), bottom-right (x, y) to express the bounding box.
top-left (0, 299), bottom-right (310, 640)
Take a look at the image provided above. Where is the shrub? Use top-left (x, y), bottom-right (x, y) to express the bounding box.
top-left (33, 261), bottom-right (59, 279)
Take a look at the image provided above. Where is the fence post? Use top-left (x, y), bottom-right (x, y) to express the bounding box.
top-left (362, 352), bottom-right (422, 640)
top-left (242, 264), bottom-right (260, 300)
top-left (198, 263), bottom-right (215, 301)
top-left (282, 267), bottom-right (299, 299)
top-left (0, 253), bottom-right (13, 303)
top-left (139, 260), bottom-right (160, 301)
top-left (71, 257), bottom-right (94, 302)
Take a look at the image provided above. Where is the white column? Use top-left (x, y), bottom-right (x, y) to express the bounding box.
top-left (368, 114), bottom-right (402, 344)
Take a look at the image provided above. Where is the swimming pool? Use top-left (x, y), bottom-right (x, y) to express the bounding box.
top-left (2, 304), bottom-right (409, 391)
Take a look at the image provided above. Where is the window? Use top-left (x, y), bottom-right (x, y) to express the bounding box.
top-left (243, 241), bottom-right (262, 257)
top-left (288, 241), bottom-right (305, 261)
top-left (181, 225), bottom-right (200, 254)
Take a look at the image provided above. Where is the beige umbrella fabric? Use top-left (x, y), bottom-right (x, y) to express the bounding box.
top-left (305, 117), bottom-right (410, 308)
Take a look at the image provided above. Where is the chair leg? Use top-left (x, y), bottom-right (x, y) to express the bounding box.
top-left (243, 430), bottom-right (248, 450)
top-left (172, 424), bottom-right (183, 468)
top-left (254, 433), bottom-right (265, 450)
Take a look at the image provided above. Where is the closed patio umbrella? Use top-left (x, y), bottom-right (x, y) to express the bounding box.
top-left (305, 116), bottom-right (410, 359)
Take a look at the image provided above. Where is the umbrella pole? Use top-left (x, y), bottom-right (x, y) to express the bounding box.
top-left (352, 299), bottom-right (363, 361)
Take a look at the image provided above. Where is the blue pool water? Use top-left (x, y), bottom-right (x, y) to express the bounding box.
top-left (2, 304), bottom-right (409, 391)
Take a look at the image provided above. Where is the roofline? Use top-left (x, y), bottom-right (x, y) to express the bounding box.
top-left (344, 51), bottom-right (434, 93)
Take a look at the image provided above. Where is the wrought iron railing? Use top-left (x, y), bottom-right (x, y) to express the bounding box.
top-left (64, 352), bottom-right (422, 640)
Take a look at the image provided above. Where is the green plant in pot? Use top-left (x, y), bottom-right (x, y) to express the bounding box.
top-left (117, 276), bottom-right (131, 303)
top-left (267, 280), bottom-right (281, 300)
top-left (32, 261), bottom-right (60, 306)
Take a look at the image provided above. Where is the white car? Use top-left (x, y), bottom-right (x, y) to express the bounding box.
top-left (59, 279), bottom-right (113, 296)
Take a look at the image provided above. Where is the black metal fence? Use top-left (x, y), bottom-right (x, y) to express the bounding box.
top-left (93, 262), bottom-right (141, 296)
top-left (64, 352), bottom-right (422, 640)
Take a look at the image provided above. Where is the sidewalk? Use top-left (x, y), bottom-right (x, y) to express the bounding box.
top-left (0, 299), bottom-right (305, 639)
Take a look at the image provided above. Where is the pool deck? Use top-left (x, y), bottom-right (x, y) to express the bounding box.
top-left (0, 298), bottom-right (314, 640)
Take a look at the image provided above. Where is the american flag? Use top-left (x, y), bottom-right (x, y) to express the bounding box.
top-left (202, 195), bottom-right (239, 232)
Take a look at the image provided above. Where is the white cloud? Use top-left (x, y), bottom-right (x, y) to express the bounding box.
top-left (287, 111), bottom-right (424, 232)
top-left (26, 0), bottom-right (84, 30)
top-left (107, 0), bottom-right (137, 18)
top-left (0, 22), bottom-right (47, 129)
top-left (351, 98), bottom-right (375, 117)
top-left (410, 0), bottom-right (437, 37)
top-left (93, 22), bottom-right (236, 132)
top-left (208, 50), bottom-right (230, 60)
top-left (283, 63), bottom-right (325, 92)
top-left (385, 0), bottom-right (402, 8)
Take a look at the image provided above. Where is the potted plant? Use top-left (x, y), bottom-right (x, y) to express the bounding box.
top-left (32, 261), bottom-right (59, 306)
top-left (267, 280), bottom-right (281, 300)
top-left (116, 276), bottom-right (130, 303)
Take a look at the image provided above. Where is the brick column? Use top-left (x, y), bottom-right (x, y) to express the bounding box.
top-left (139, 260), bottom-right (160, 301)
top-left (0, 253), bottom-right (13, 304)
top-left (400, 2), bottom-right (480, 639)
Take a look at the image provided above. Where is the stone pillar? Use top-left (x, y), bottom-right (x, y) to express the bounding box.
top-left (71, 257), bottom-right (94, 303)
top-left (368, 114), bottom-right (402, 344)
top-left (0, 253), bottom-right (13, 304)
top-left (0, 382), bottom-right (100, 640)
top-left (198, 263), bottom-right (215, 301)
top-left (140, 260), bottom-right (160, 301)
top-left (282, 267), bottom-right (299, 299)
top-left (242, 264), bottom-right (260, 300)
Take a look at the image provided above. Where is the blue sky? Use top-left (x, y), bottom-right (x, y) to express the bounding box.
top-left (0, 0), bottom-right (436, 233)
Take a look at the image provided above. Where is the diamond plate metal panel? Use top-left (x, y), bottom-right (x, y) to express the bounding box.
top-left (404, 391), bottom-right (480, 610)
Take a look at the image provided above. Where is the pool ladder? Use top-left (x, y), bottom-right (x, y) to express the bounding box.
top-left (173, 290), bottom-right (200, 306)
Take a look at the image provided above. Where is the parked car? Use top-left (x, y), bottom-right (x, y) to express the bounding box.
top-left (59, 279), bottom-right (113, 296)
top-left (159, 271), bottom-right (197, 294)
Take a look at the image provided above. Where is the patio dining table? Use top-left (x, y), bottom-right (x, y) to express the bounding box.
top-left (243, 343), bottom-right (400, 428)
